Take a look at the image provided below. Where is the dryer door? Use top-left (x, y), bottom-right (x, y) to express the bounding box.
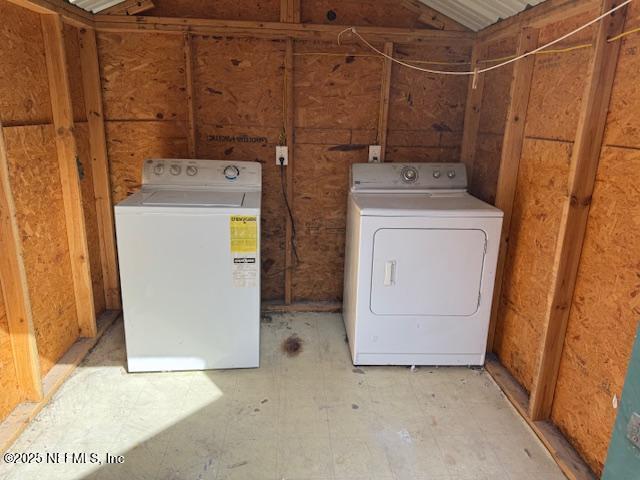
top-left (370, 228), bottom-right (486, 316)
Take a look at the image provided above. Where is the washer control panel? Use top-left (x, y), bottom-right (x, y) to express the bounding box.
top-left (142, 159), bottom-right (261, 188)
top-left (351, 162), bottom-right (467, 191)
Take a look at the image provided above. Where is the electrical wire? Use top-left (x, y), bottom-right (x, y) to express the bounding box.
top-left (279, 162), bottom-right (300, 265)
top-left (337, 0), bottom-right (634, 76)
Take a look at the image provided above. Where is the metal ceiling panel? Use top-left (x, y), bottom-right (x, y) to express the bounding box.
top-left (68, 0), bottom-right (125, 13)
top-left (419, 0), bottom-right (548, 31)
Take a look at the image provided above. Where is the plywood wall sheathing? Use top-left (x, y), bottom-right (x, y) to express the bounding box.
top-left (193, 35), bottom-right (287, 301)
top-left (386, 43), bottom-right (469, 164)
top-left (549, 2), bottom-right (640, 474)
top-left (98, 32), bottom-right (188, 122)
top-left (292, 40), bottom-right (381, 302)
top-left (146, 0), bottom-right (280, 22)
top-left (529, 0), bottom-right (629, 423)
top-left (494, 138), bottom-right (571, 391)
top-left (4, 125), bottom-right (79, 376)
top-left (0, 1), bottom-right (52, 125)
top-left (41, 13), bottom-right (96, 338)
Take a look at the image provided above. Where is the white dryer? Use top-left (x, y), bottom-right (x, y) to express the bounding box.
top-left (343, 162), bottom-right (503, 366)
top-left (115, 159), bottom-right (261, 372)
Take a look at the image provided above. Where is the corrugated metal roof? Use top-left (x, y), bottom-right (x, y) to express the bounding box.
top-left (68, 0), bottom-right (546, 28)
top-left (419, 0), bottom-right (547, 31)
top-left (68, 0), bottom-right (124, 13)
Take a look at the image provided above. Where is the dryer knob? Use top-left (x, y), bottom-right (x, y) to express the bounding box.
top-left (401, 166), bottom-right (418, 183)
top-left (170, 164), bottom-right (182, 176)
top-left (224, 165), bottom-right (240, 180)
top-left (432, 170), bottom-right (441, 179)
top-left (153, 163), bottom-right (165, 176)
top-left (447, 170), bottom-right (456, 179)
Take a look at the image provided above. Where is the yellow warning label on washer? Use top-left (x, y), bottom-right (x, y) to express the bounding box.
top-left (230, 215), bottom-right (257, 253)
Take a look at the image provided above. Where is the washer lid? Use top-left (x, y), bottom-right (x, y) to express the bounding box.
top-left (352, 192), bottom-right (503, 217)
top-left (142, 190), bottom-right (245, 207)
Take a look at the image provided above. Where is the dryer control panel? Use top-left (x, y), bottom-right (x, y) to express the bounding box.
top-left (142, 159), bottom-right (261, 189)
top-left (351, 162), bottom-right (467, 192)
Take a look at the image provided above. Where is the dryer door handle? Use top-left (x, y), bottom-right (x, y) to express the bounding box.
top-left (383, 260), bottom-right (396, 286)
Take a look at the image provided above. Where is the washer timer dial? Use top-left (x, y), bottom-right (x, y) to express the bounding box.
top-left (186, 165), bottom-right (198, 176)
top-left (224, 165), bottom-right (240, 180)
top-left (401, 166), bottom-right (419, 183)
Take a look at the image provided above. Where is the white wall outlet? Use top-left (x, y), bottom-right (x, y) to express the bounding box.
top-left (368, 145), bottom-right (382, 163)
top-left (276, 146), bottom-right (288, 166)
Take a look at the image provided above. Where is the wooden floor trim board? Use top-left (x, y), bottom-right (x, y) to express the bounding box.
top-left (485, 355), bottom-right (596, 480)
top-left (0, 310), bottom-right (121, 454)
top-left (262, 301), bottom-right (342, 313)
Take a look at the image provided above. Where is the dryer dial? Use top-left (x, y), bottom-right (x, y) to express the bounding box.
top-left (224, 165), bottom-right (240, 180)
top-left (401, 166), bottom-right (418, 183)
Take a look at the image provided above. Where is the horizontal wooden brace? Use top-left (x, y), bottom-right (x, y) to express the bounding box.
top-left (92, 15), bottom-right (476, 44)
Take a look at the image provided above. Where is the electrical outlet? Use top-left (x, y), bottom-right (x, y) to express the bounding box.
top-left (368, 145), bottom-right (382, 163)
top-left (276, 146), bottom-right (288, 166)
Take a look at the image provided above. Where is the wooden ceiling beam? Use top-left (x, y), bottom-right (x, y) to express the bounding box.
top-left (92, 15), bottom-right (476, 44)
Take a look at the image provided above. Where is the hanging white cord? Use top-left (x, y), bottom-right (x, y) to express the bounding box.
top-left (337, 0), bottom-right (633, 76)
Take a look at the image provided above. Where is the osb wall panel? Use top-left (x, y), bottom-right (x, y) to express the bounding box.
top-left (193, 36), bottom-right (286, 300)
top-left (76, 123), bottom-right (106, 316)
top-left (0, 278), bottom-right (23, 421)
top-left (193, 36), bottom-right (285, 127)
top-left (604, 3), bottom-right (640, 149)
top-left (550, 6), bottom-right (640, 474)
top-left (146, 0), bottom-right (280, 22)
top-left (301, 0), bottom-right (467, 30)
top-left (98, 32), bottom-right (187, 122)
top-left (293, 145), bottom-right (364, 301)
top-left (0, 0), bottom-right (52, 125)
top-left (551, 147), bottom-right (640, 475)
top-left (106, 121), bottom-right (189, 204)
top-left (386, 44), bottom-right (469, 163)
top-left (494, 139), bottom-right (571, 392)
top-left (524, 12), bottom-right (596, 143)
top-left (63, 24), bottom-right (87, 124)
top-left (293, 41), bottom-right (380, 302)
top-left (3, 125), bottom-right (79, 376)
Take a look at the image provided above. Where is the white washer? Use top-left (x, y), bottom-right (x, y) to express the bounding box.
top-left (115, 159), bottom-right (261, 372)
top-left (343, 162), bottom-right (503, 366)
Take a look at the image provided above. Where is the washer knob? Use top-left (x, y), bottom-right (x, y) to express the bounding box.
top-left (186, 165), bottom-right (198, 177)
top-left (432, 170), bottom-right (441, 179)
top-left (447, 170), bottom-right (456, 179)
top-left (170, 164), bottom-right (182, 176)
top-left (224, 165), bottom-right (240, 180)
top-left (401, 166), bottom-right (418, 183)
top-left (153, 163), bottom-right (165, 175)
